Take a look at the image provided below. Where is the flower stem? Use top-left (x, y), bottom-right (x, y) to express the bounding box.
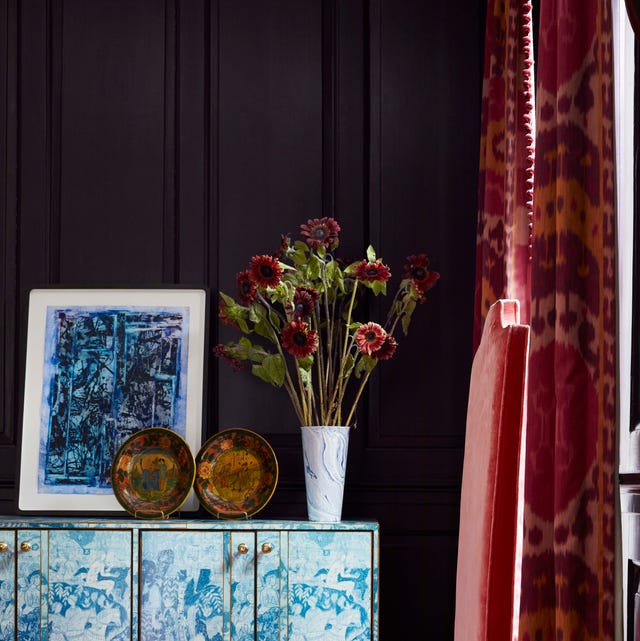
top-left (386, 287), bottom-right (416, 336)
top-left (320, 258), bottom-right (333, 420)
top-left (312, 303), bottom-right (326, 422)
top-left (263, 317), bottom-right (306, 424)
top-left (330, 279), bottom-right (358, 423)
top-left (294, 363), bottom-right (311, 425)
top-left (344, 365), bottom-right (376, 427)
top-left (257, 292), bottom-right (287, 326)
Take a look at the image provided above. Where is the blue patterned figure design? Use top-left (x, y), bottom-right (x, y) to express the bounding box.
top-left (0, 578), bottom-right (13, 641)
top-left (140, 538), bottom-right (225, 641)
top-left (46, 530), bottom-right (131, 641)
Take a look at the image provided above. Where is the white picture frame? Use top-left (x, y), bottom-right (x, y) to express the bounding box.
top-left (18, 287), bottom-right (208, 513)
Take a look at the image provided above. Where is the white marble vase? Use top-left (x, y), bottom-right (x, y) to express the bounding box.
top-left (300, 425), bottom-right (351, 522)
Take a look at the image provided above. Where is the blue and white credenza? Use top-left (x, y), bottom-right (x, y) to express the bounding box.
top-left (0, 518), bottom-right (379, 640)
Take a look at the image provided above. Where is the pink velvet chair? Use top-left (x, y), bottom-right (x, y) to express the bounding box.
top-left (454, 299), bottom-right (530, 641)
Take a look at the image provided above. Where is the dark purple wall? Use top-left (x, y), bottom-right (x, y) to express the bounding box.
top-left (0, 1), bottom-right (484, 637)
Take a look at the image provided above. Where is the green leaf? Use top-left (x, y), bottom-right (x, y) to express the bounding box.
top-left (325, 258), bottom-right (339, 282)
top-left (269, 310), bottom-right (281, 330)
top-left (263, 354), bottom-right (286, 386)
top-left (325, 259), bottom-right (345, 292)
top-left (366, 245), bottom-right (376, 262)
top-left (342, 353), bottom-right (355, 379)
top-left (371, 280), bottom-right (387, 296)
top-left (252, 354), bottom-right (285, 387)
top-left (249, 303), bottom-right (266, 324)
top-left (219, 291), bottom-right (236, 306)
top-left (254, 319), bottom-right (275, 342)
top-left (291, 250), bottom-right (308, 266)
top-left (252, 363), bottom-right (274, 386)
top-left (354, 354), bottom-right (376, 378)
top-left (218, 295), bottom-right (252, 333)
top-left (222, 338), bottom-right (263, 363)
top-left (334, 267), bottom-right (345, 293)
top-left (236, 317), bottom-right (251, 333)
top-left (299, 365), bottom-right (312, 390)
top-left (297, 355), bottom-right (314, 371)
top-left (307, 254), bottom-right (323, 280)
top-left (343, 261), bottom-right (360, 276)
top-left (401, 299), bottom-right (417, 335)
top-left (235, 337), bottom-right (269, 363)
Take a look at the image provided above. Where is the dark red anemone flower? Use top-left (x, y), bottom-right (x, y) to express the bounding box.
top-left (292, 288), bottom-right (316, 320)
top-left (218, 299), bottom-right (238, 327)
top-left (415, 270), bottom-right (440, 294)
top-left (236, 270), bottom-right (257, 305)
top-left (250, 254), bottom-right (283, 288)
top-left (403, 254), bottom-right (440, 294)
top-left (354, 259), bottom-right (391, 283)
top-left (354, 322), bottom-right (386, 356)
top-left (300, 217), bottom-right (341, 250)
top-left (371, 334), bottom-right (397, 360)
top-left (282, 320), bottom-right (318, 358)
top-left (213, 344), bottom-right (243, 371)
top-left (296, 285), bottom-right (320, 301)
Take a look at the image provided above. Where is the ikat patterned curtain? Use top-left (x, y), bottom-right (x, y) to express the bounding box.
top-left (473, 0), bottom-right (535, 351)
top-left (516, 1), bottom-right (617, 639)
top-left (475, 0), bottom-right (617, 638)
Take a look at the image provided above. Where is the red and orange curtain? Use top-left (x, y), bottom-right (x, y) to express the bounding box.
top-left (474, 0), bottom-right (535, 350)
top-left (474, 0), bottom-right (617, 639)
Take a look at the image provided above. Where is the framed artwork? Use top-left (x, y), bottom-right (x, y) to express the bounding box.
top-left (18, 287), bottom-right (208, 513)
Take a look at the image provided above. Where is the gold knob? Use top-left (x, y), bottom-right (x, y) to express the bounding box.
top-left (20, 541), bottom-right (31, 552)
top-left (237, 543), bottom-right (249, 555)
top-left (261, 542), bottom-right (273, 554)
top-left (0, 542), bottom-right (8, 553)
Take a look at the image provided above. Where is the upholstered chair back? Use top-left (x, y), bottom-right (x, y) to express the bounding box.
top-left (454, 299), bottom-right (530, 641)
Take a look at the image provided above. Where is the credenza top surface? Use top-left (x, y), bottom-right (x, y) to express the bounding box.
top-left (0, 516), bottom-right (379, 531)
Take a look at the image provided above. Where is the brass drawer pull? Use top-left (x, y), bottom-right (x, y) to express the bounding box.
top-left (261, 542), bottom-right (273, 554)
top-left (237, 543), bottom-right (249, 555)
top-left (20, 541), bottom-right (32, 552)
top-left (0, 542), bottom-right (8, 553)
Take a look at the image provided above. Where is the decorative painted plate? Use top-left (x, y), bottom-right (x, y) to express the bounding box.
top-left (194, 428), bottom-right (278, 518)
top-left (110, 427), bottom-right (195, 519)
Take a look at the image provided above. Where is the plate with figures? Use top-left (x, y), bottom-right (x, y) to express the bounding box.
top-left (110, 427), bottom-right (196, 519)
top-left (194, 428), bottom-right (278, 518)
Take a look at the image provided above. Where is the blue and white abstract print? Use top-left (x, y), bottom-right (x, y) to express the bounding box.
top-left (39, 306), bottom-right (190, 494)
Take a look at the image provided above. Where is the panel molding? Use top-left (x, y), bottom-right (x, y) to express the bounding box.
top-left (0, 0), bottom-right (19, 459)
top-left (364, 0), bottom-right (479, 453)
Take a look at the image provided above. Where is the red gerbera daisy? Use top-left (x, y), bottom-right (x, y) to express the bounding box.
top-left (292, 288), bottom-right (317, 320)
top-left (300, 217), bottom-right (341, 250)
top-left (403, 254), bottom-right (440, 294)
top-left (354, 322), bottom-right (386, 356)
top-left (354, 259), bottom-right (391, 283)
top-left (236, 270), bottom-right (257, 305)
top-left (371, 334), bottom-right (397, 360)
top-left (282, 320), bottom-right (318, 358)
top-left (250, 254), bottom-right (283, 288)
top-left (296, 285), bottom-right (320, 301)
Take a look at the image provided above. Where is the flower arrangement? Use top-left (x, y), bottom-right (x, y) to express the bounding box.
top-left (215, 217), bottom-right (439, 428)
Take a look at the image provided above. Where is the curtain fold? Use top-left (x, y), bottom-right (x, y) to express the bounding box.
top-left (474, 0), bottom-right (616, 641)
top-left (473, 0), bottom-right (535, 351)
top-left (474, 0), bottom-right (617, 638)
top-left (514, 1), bottom-right (617, 639)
